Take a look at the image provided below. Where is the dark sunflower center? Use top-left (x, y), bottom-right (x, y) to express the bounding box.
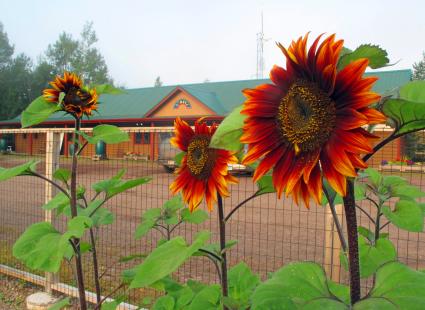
top-left (63, 87), bottom-right (92, 108)
top-left (187, 136), bottom-right (215, 179)
top-left (277, 79), bottom-right (336, 154)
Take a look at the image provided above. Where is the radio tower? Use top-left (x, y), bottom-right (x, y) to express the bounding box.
top-left (256, 12), bottom-right (267, 79)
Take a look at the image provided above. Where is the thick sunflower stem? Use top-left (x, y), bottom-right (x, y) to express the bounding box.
top-left (217, 194), bottom-right (229, 305)
top-left (71, 118), bottom-right (88, 310)
top-left (342, 179), bottom-right (361, 305)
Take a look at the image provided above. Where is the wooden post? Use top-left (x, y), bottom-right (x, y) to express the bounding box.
top-left (324, 204), bottom-right (344, 282)
top-left (44, 131), bottom-right (61, 293)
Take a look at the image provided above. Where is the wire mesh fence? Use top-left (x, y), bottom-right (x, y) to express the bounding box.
top-left (0, 126), bottom-right (425, 308)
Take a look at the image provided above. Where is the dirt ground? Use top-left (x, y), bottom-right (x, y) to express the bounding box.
top-left (0, 274), bottom-right (42, 309)
top-left (1, 154), bottom-right (425, 304)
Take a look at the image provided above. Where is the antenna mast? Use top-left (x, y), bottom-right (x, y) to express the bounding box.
top-left (256, 12), bottom-right (266, 79)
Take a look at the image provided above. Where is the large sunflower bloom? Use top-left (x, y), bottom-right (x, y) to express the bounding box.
top-left (43, 72), bottom-right (98, 118)
top-left (170, 118), bottom-right (238, 211)
top-left (241, 33), bottom-right (386, 207)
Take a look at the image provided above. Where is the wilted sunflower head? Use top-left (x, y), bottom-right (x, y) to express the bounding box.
top-left (241, 33), bottom-right (386, 207)
top-left (43, 72), bottom-right (98, 118)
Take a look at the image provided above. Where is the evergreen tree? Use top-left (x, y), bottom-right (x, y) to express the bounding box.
top-left (413, 52), bottom-right (425, 80)
top-left (154, 76), bottom-right (163, 87)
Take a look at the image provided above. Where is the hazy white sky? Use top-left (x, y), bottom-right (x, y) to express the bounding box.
top-left (1, 0), bottom-right (424, 88)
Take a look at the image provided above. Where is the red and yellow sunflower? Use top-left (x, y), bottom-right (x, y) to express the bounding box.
top-left (170, 118), bottom-right (238, 211)
top-left (43, 72), bottom-right (98, 118)
top-left (241, 33), bottom-right (386, 207)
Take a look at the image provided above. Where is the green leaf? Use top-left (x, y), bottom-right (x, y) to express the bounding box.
top-left (81, 200), bottom-right (114, 226)
top-left (93, 170), bottom-right (151, 199)
top-left (129, 231), bottom-right (210, 288)
top-left (354, 298), bottom-right (397, 309)
top-left (188, 285), bottom-right (222, 310)
top-left (53, 168), bottom-right (71, 183)
top-left (400, 80), bottom-right (425, 103)
top-left (358, 236), bottom-right (397, 278)
top-left (12, 222), bottom-right (71, 272)
top-left (337, 44), bottom-right (389, 70)
top-left (364, 261), bottom-right (425, 310)
top-left (364, 168), bottom-right (382, 189)
top-left (210, 105), bottom-right (245, 151)
top-left (47, 297), bottom-right (71, 310)
top-left (382, 200), bottom-right (424, 232)
top-left (164, 195), bottom-right (184, 212)
top-left (252, 262), bottom-right (334, 309)
top-left (181, 208), bottom-right (209, 224)
top-left (92, 169), bottom-right (125, 193)
top-left (152, 296), bottom-right (175, 310)
top-left (42, 192), bottom-right (69, 211)
top-left (358, 226), bottom-right (375, 243)
top-left (65, 216), bottom-right (93, 239)
top-left (135, 208), bottom-right (162, 239)
top-left (174, 152), bottom-right (185, 167)
top-left (383, 175), bottom-right (407, 188)
top-left (0, 160), bottom-right (38, 181)
top-left (228, 262), bottom-right (260, 309)
top-left (383, 98), bottom-right (425, 135)
top-left (327, 280), bottom-right (350, 305)
top-left (302, 298), bottom-right (347, 310)
top-left (391, 184), bottom-right (425, 200)
top-left (79, 124), bottom-right (129, 144)
top-left (172, 286), bottom-right (194, 309)
top-left (256, 175), bottom-right (276, 195)
top-left (93, 84), bottom-right (125, 95)
top-left (119, 253), bottom-right (147, 263)
top-left (21, 96), bottom-right (61, 128)
top-left (101, 301), bottom-right (119, 310)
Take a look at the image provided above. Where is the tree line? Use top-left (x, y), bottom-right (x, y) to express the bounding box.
top-left (0, 21), bottom-right (112, 121)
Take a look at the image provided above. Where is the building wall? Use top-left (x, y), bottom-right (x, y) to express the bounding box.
top-left (15, 133), bottom-right (46, 155)
top-left (75, 132), bottom-right (160, 160)
top-left (151, 90), bottom-right (216, 117)
top-left (369, 131), bottom-right (401, 166)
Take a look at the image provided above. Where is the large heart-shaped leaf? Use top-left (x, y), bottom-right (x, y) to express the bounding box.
top-left (341, 235), bottom-right (397, 278)
top-left (135, 208), bottom-right (162, 239)
top-left (256, 175), bottom-right (276, 195)
top-left (337, 44), bottom-right (389, 70)
top-left (251, 262), bottom-right (347, 309)
top-left (383, 98), bottom-right (425, 135)
top-left (181, 208), bottom-right (209, 224)
top-left (210, 105), bottom-right (245, 151)
top-left (128, 231), bottom-right (210, 288)
top-left (21, 96), bottom-right (62, 128)
top-left (228, 262), bottom-right (260, 309)
top-left (0, 160), bottom-right (38, 182)
top-left (92, 84), bottom-right (125, 95)
top-left (382, 200), bottom-right (424, 232)
top-left (79, 124), bottom-right (129, 144)
top-left (400, 80), bottom-right (425, 103)
top-left (355, 262), bottom-right (425, 310)
top-left (12, 222), bottom-right (66, 272)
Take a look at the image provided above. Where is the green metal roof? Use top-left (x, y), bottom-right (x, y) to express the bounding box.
top-left (1, 69), bottom-right (412, 124)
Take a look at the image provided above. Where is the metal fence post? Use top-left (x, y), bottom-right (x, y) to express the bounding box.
top-left (44, 131), bottom-right (62, 293)
top-left (324, 204), bottom-right (343, 282)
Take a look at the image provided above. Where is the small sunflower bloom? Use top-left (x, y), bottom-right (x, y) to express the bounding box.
top-left (241, 33), bottom-right (386, 207)
top-left (43, 72), bottom-right (98, 118)
top-left (170, 118), bottom-right (238, 211)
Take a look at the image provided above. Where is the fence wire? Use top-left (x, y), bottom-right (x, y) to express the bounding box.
top-left (0, 127), bottom-right (424, 307)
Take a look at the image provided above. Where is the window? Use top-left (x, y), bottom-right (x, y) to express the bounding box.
top-left (143, 133), bottom-right (150, 144)
top-left (135, 133), bottom-right (142, 144)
